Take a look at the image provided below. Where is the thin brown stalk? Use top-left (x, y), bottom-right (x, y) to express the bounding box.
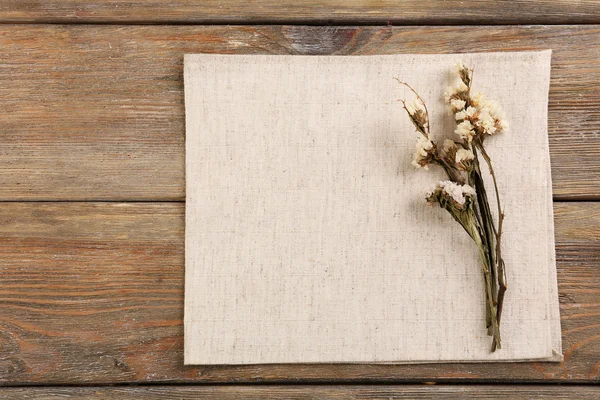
top-left (395, 78), bottom-right (431, 137)
top-left (452, 201), bottom-right (500, 348)
top-left (471, 149), bottom-right (498, 304)
top-left (477, 143), bottom-right (507, 324)
top-left (466, 167), bottom-right (494, 331)
top-left (474, 231), bottom-right (501, 351)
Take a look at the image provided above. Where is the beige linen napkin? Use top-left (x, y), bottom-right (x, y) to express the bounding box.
top-left (184, 51), bottom-right (562, 364)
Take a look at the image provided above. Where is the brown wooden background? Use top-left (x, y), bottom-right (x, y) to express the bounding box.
top-left (1, 2), bottom-right (600, 399)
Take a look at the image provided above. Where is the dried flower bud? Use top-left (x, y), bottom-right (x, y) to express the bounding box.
top-left (450, 99), bottom-right (466, 112)
top-left (476, 108), bottom-right (497, 135)
top-left (427, 180), bottom-right (476, 208)
top-left (412, 136), bottom-right (436, 169)
top-left (455, 61), bottom-right (472, 86)
top-left (443, 139), bottom-right (457, 153)
top-left (455, 148), bottom-right (475, 171)
top-left (403, 97), bottom-right (429, 136)
top-left (484, 99), bottom-right (509, 134)
top-left (442, 139), bottom-right (458, 162)
top-left (444, 79), bottom-right (469, 104)
top-left (455, 120), bottom-right (475, 143)
top-left (469, 93), bottom-right (509, 136)
top-left (405, 98), bottom-right (424, 115)
top-left (453, 79), bottom-right (469, 95)
top-left (455, 106), bottom-right (477, 121)
top-left (470, 92), bottom-right (486, 107)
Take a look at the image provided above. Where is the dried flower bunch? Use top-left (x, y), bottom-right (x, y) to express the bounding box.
top-left (398, 62), bottom-right (508, 351)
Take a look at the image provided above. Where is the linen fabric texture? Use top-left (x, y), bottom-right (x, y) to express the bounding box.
top-left (184, 51), bottom-right (562, 364)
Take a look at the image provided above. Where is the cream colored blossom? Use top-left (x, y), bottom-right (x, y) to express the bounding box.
top-left (405, 98), bottom-right (425, 116)
top-left (456, 148), bottom-right (474, 163)
top-left (470, 92), bottom-right (486, 107)
top-left (478, 108), bottom-right (497, 135)
top-left (455, 148), bottom-right (474, 170)
top-left (470, 94), bottom-right (508, 134)
top-left (442, 139), bottom-right (457, 162)
top-left (455, 120), bottom-right (475, 142)
top-left (450, 99), bottom-right (466, 112)
top-left (412, 136), bottom-right (434, 169)
top-left (485, 99), bottom-right (505, 120)
top-left (484, 99), bottom-right (509, 133)
top-left (429, 180), bottom-right (476, 206)
top-left (444, 79), bottom-right (469, 103)
top-left (461, 183), bottom-right (476, 197)
top-left (443, 139), bottom-right (457, 154)
top-left (455, 106), bottom-right (477, 121)
top-left (452, 79), bottom-right (469, 94)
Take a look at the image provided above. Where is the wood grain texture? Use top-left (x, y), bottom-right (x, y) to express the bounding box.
top-left (1, 25), bottom-right (600, 201)
top-left (0, 202), bottom-right (598, 385)
top-left (1, 0), bottom-right (600, 24)
top-left (1, 385), bottom-right (600, 399)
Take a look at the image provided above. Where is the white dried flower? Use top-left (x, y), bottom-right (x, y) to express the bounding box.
top-left (461, 183), bottom-right (476, 197)
top-left (442, 139), bottom-right (458, 162)
top-left (405, 97), bottom-right (425, 116)
top-left (455, 120), bottom-right (475, 143)
top-left (455, 148), bottom-right (475, 171)
top-left (412, 136), bottom-right (434, 169)
top-left (470, 92), bottom-right (486, 107)
top-left (455, 106), bottom-right (477, 121)
top-left (484, 99), bottom-right (505, 119)
top-left (444, 79), bottom-right (469, 103)
top-left (450, 99), bottom-right (466, 112)
top-left (470, 94), bottom-right (508, 134)
top-left (484, 99), bottom-right (509, 133)
top-left (453, 79), bottom-right (469, 94)
top-left (443, 139), bottom-right (457, 153)
top-left (477, 108), bottom-right (497, 135)
top-left (454, 60), bottom-right (470, 74)
top-left (429, 180), bottom-right (476, 206)
top-left (456, 148), bottom-right (474, 163)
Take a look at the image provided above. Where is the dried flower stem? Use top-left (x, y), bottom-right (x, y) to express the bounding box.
top-left (470, 144), bottom-right (502, 350)
top-left (475, 233), bottom-right (501, 349)
top-left (477, 143), bottom-right (507, 326)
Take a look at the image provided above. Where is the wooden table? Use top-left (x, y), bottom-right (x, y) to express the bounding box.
top-left (1, 2), bottom-right (600, 399)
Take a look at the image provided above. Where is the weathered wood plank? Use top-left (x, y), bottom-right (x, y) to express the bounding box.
top-left (1, 385), bottom-right (600, 399)
top-left (1, 0), bottom-right (600, 24)
top-left (0, 202), bottom-right (598, 384)
top-left (1, 25), bottom-right (600, 201)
